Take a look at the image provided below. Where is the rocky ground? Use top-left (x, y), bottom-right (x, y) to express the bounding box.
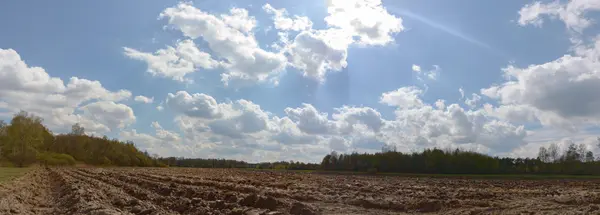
top-left (1, 168), bottom-right (600, 214)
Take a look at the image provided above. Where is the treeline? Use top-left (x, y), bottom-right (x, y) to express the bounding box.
top-left (158, 157), bottom-right (319, 170)
top-left (0, 111), bottom-right (160, 167)
top-left (158, 157), bottom-right (249, 168)
top-left (321, 142), bottom-right (600, 175)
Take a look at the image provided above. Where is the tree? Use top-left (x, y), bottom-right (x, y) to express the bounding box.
top-left (0, 120), bottom-right (6, 158)
top-left (548, 143), bottom-right (560, 162)
top-left (70, 123), bottom-right (85, 135)
top-left (578, 144), bottom-right (587, 162)
top-left (538, 146), bottom-right (549, 162)
top-left (585, 151), bottom-right (595, 162)
top-left (564, 143), bottom-right (579, 162)
top-left (3, 111), bottom-right (53, 167)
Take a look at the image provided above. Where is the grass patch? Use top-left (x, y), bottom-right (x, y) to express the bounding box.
top-left (0, 167), bottom-right (30, 183)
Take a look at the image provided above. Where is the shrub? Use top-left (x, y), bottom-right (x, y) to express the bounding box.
top-left (37, 152), bottom-right (76, 166)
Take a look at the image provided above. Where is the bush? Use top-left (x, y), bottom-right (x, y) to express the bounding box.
top-left (37, 152), bottom-right (76, 166)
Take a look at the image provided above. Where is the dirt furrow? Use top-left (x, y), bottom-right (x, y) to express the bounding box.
top-left (79, 168), bottom-right (321, 215)
top-left (70, 169), bottom-right (211, 214)
top-left (123, 170), bottom-right (419, 214)
top-left (4, 167), bottom-right (600, 215)
top-left (61, 169), bottom-right (176, 215)
top-left (0, 169), bottom-right (58, 215)
top-left (77, 168), bottom-right (272, 214)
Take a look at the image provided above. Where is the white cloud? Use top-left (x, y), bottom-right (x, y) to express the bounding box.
top-left (332, 106), bottom-right (385, 133)
top-left (165, 91), bottom-right (230, 119)
top-left (465, 93), bottom-right (482, 109)
top-left (510, 128), bottom-right (600, 158)
top-left (435, 99), bottom-right (446, 110)
top-left (157, 84), bottom-right (532, 161)
top-left (0, 48), bottom-right (135, 134)
top-left (220, 8), bottom-right (257, 33)
top-left (411, 64), bottom-right (421, 72)
top-left (79, 101), bottom-right (136, 130)
top-left (277, 0), bottom-right (404, 82)
top-left (124, 39), bottom-right (220, 82)
top-left (325, 0), bottom-right (404, 45)
top-left (119, 128), bottom-right (189, 157)
top-left (481, 37), bottom-right (600, 130)
top-left (134, 95), bottom-right (154, 104)
top-left (414, 64), bottom-right (439, 81)
top-left (151, 121), bottom-right (180, 142)
top-left (160, 3), bottom-right (287, 87)
top-left (382, 101), bottom-right (526, 153)
top-left (129, 1), bottom-right (405, 87)
top-left (459, 87), bottom-right (465, 99)
top-left (262, 4), bottom-right (313, 31)
top-left (284, 103), bottom-right (337, 135)
top-left (284, 30), bottom-right (350, 81)
top-left (379, 86), bottom-right (424, 109)
top-left (483, 104), bottom-right (539, 124)
top-left (518, 0), bottom-right (600, 33)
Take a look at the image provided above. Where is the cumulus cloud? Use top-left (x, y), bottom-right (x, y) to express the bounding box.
top-left (151, 121), bottom-right (180, 142)
top-left (79, 101), bottom-right (136, 129)
top-left (125, 1), bottom-right (405, 87)
top-left (0, 48), bottom-right (136, 134)
top-left (119, 123), bottom-right (188, 157)
top-left (158, 84), bottom-right (532, 161)
top-left (379, 86), bottom-right (424, 109)
top-left (124, 40), bottom-right (220, 82)
top-left (435, 99), bottom-right (446, 110)
top-left (518, 0), bottom-right (600, 33)
top-left (483, 104), bottom-right (539, 124)
top-left (284, 104), bottom-right (336, 135)
top-left (161, 90), bottom-right (392, 161)
top-left (332, 106), bottom-right (385, 133)
top-left (382, 103), bottom-right (526, 153)
top-left (279, 0), bottom-right (403, 82)
top-left (411, 64), bottom-right (421, 72)
top-left (465, 93), bottom-right (482, 109)
top-left (159, 3), bottom-right (287, 87)
top-left (325, 0), bottom-right (404, 45)
top-left (481, 37), bottom-right (600, 130)
top-left (284, 30), bottom-right (350, 81)
top-left (262, 4), bottom-right (313, 31)
top-left (165, 91), bottom-right (231, 119)
top-left (413, 64), bottom-right (439, 81)
top-left (134, 95), bottom-right (154, 104)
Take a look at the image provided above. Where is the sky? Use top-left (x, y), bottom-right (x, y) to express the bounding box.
top-left (2, 0), bottom-right (600, 163)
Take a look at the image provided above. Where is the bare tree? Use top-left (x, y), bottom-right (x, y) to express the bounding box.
top-left (71, 123), bottom-right (85, 136)
top-left (548, 143), bottom-right (560, 162)
top-left (538, 146), bottom-right (549, 162)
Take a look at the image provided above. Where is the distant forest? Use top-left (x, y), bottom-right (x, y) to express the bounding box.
top-left (0, 111), bottom-right (160, 167)
top-left (320, 144), bottom-right (600, 175)
top-left (158, 157), bottom-right (320, 170)
top-left (159, 143), bottom-right (600, 176)
top-left (3, 111), bottom-right (600, 176)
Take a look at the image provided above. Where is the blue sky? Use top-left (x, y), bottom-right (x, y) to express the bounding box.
top-left (2, 0), bottom-right (600, 162)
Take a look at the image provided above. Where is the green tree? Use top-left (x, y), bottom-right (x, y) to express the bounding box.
top-left (585, 151), bottom-right (595, 162)
top-left (2, 111), bottom-right (53, 167)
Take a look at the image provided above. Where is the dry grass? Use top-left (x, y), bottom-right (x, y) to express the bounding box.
top-left (0, 167), bottom-right (30, 183)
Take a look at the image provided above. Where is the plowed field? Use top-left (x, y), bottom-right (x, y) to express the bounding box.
top-left (1, 168), bottom-right (600, 214)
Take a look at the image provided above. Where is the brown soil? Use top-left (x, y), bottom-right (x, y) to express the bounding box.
top-left (1, 168), bottom-right (600, 214)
